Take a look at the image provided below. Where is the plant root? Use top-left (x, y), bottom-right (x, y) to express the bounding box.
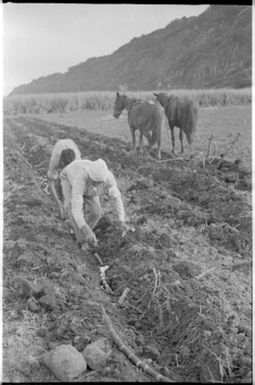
top-left (101, 305), bottom-right (174, 382)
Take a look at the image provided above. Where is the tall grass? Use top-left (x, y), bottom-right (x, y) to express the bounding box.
top-left (3, 88), bottom-right (251, 116)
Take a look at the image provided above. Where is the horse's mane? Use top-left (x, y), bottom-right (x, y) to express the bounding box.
top-left (127, 97), bottom-right (142, 109)
top-left (168, 95), bottom-right (178, 102)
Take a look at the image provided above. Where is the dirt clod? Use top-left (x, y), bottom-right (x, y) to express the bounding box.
top-left (42, 344), bottom-right (87, 381)
top-left (82, 339), bottom-right (113, 370)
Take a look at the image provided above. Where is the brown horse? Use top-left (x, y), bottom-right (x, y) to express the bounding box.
top-left (154, 92), bottom-right (198, 154)
top-left (113, 92), bottom-right (165, 160)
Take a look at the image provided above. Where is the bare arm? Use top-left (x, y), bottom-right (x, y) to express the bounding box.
top-left (105, 171), bottom-right (125, 222)
top-left (71, 177), bottom-right (97, 245)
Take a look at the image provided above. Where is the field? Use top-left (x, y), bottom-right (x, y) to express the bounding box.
top-left (3, 98), bottom-right (252, 382)
top-left (4, 88), bottom-right (252, 116)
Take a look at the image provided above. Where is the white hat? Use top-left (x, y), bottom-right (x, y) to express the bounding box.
top-left (87, 159), bottom-right (108, 182)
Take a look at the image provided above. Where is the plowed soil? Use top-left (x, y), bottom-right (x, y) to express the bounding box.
top-left (3, 114), bottom-right (252, 383)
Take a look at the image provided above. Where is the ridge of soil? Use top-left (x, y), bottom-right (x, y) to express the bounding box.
top-left (3, 115), bottom-right (252, 383)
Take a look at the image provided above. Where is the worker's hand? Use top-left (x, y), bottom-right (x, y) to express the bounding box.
top-left (81, 224), bottom-right (98, 248)
top-left (119, 221), bottom-right (134, 238)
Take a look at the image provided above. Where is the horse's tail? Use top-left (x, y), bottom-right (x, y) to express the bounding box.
top-left (188, 101), bottom-right (198, 145)
top-left (178, 99), bottom-right (198, 145)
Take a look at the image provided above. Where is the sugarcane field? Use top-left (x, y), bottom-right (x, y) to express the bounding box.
top-left (3, 96), bottom-right (252, 382)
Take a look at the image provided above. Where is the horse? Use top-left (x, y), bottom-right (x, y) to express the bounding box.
top-left (154, 92), bottom-right (198, 154)
top-left (113, 92), bottom-right (165, 160)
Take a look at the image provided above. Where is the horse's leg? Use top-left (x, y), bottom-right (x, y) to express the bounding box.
top-left (143, 128), bottom-right (153, 158)
top-left (129, 125), bottom-right (137, 153)
top-left (179, 128), bottom-right (184, 154)
top-left (170, 124), bottom-right (175, 154)
top-left (157, 137), bottom-right (161, 161)
top-left (186, 133), bottom-right (193, 154)
top-left (138, 130), bottom-right (144, 156)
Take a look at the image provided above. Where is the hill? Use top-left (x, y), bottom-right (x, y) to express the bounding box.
top-left (10, 5), bottom-right (252, 95)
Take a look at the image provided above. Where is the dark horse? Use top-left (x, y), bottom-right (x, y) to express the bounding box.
top-left (113, 92), bottom-right (165, 160)
top-left (154, 92), bottom-right (198, 154)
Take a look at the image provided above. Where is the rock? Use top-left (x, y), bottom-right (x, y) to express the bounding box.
top-left (55, 318), bottom-right (71, 339)
top-left (243, 175), bottom-right (252, 189)
top-left (17, 355), bottom-right (40, 376)
top-left (208, 223), bottom-right (225, 240)
top-left (27, 297), bottom-right (41, 312)
top-left (77, 264), bottom-right (87, 276)
top-left (136, 215), bottom-right (147, 225)
top-left (224, 171), bottom-right (239, 183)
top-left (200, 358), bottom-right (221, 383)
top-left (144, 344), bottom-right (161, 362)
top-left (178, 345), bottom-right (190, 359)
top-left (232, 262), bottom-right (251, 273)
top-left (74, 335), bottom-right (92, 352)
top-left (16, 278), bottom-right (45, 299)
top-left (172, 261), bottom-right (201, 278)
top-left (82, 338), bottom-right (112, 370)
top-left (158, 233), bottom-right (171, 248)
top-left (2, 286), bottom-right (14, 300)
top-left (135, 334), bottom-right (145, 347)
top-left (42, 344), bottom-right (87, 381)
top-left (237, 325), bottom-right (251, 337)
top-left (39, 294), bottom-right (58, 311)
top-left (49, 272), bottom-right (61, 279)
top-left (241, 370), bottom-right (252, 383)
top-left (127, 178), bottom-right (154, 192)
top-left (238, 356), bottom-right (252, 368)
top-left (37, 328), bottom-right (47, 338)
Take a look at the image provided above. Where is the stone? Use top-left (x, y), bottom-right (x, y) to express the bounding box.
top-left (16, 278), bottom-right (45, 299)
top-left (37, 328), bottom-right (47, 338)
top-left (42, 344), bottom-right (87, 382)
top-left (39, 294), bottom-right (58, 311)
top-left (144, 344), bottom-right (161, 362)
top-left (241, 371), bottom-right (252, 383)
top-left (200, 359), bottom-right (221, 383)
top-left (172, 261), bottom-right (201, 278)
top-left (27, 297), bottom-right (41, 312)
top-left (82, 338), bottom-right (112, 370)
top-left (77, 264), bottom-right (87, 276)
top-left (135, 334), bottom-right (145, 347)
top-left (74, 335), bottom-right (91, 352)
top-left (17, 355), bottom-right (40, 376)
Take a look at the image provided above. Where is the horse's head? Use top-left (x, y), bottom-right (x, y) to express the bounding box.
top-left (153, 92), bottom-right (169, 109)
top-left (113, 92), bottom-right (128, 118)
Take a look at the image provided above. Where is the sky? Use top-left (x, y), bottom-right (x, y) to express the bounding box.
top-left (3, 3), bottom-right (209, 96)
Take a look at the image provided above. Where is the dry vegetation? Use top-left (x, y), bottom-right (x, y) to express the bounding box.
top-left (3, 88), bottom-right (252, 382)
top-left (3, 111), bottom-right (252, 382)
top-left (4, 88), bottom-right (252, 116)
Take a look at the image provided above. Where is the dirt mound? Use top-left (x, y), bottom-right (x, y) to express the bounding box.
top-left (3, 115), bottom-right (252, 383)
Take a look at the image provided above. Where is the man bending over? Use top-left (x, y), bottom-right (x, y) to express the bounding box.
top-left (47, 139), bottom-right (81, 218)
top-left (60, 155), bottom-right (129, 249)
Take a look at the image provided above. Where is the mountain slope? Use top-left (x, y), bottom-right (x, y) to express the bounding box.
top-left (10, 5), bottom-right (252, 95)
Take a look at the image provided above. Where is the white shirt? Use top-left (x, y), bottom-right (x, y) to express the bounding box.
top-left (60, 159), bottom-right (125, 228)
top-left (47, 139), bottom-right (81, 180)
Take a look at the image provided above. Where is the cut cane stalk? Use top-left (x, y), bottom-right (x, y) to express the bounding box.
top-left (118, 288), bottom-right (130, 306)
top-left (94, 252), bottom-right (104, 265)
top-left (101, 305), bottom-right (174, 382)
